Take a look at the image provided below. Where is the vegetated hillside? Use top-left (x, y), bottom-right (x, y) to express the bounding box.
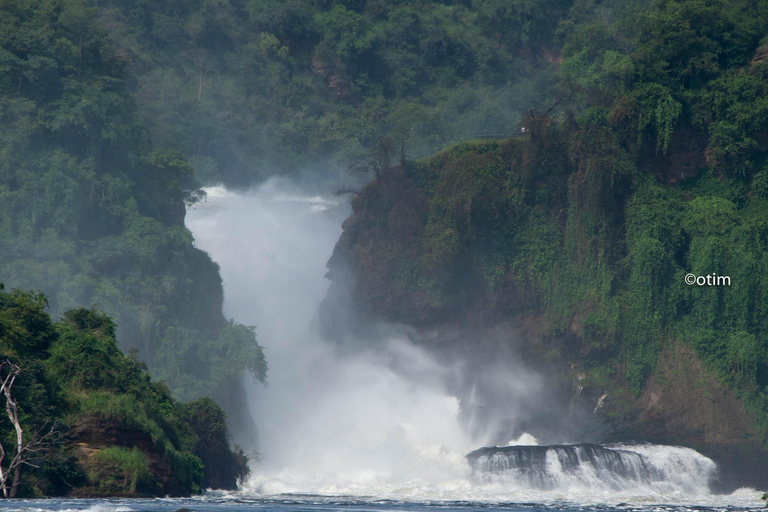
top-left (0, 285), bottom-right (248, 497)
top-left (324, 0), bottom-right (768, 491)
top-left (0, 0), bottom-right (632, 446)
top-left (91, 0), bottom-right (581, 186)
top-left (0, 0), bottom-right (266, 436)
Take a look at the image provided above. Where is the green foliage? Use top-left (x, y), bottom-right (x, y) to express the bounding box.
top-left (620, 83), bottom-right (682, 154)
top-left (560, 20), bottom-right (635, 101)
top-left (636, 0), bottom-right (764, 89)
top-left (46, 307), bottom-right (206, 493)
top-left (753, 167), bottom-right (768, 198)
top-left (684, 196), bottom-right (738, 236)
top-left (0, 290), bottom-right (247, 496)
top-left (0, 0), bottom-right (266, 404)
top-left (89, 447), bottom-right (152, 494)
top-left (348, 0), bottom-right (768, 431)
top-left (3, 0), bottom-right (768, 478)
top-left (555, 0), bottom-right (768, 410)
top-left (87, 0), bottom-right (569, 185)
top-left (155, 320), bottom-right (267, 402)
top-left (376, 128), bottom-right (768, 412)
top-left (0, 288), bottom-right (58, 360)
top-left (185, 397), bottom-right (250, 489)
top-left (692, 65), bottom-right (768, 174)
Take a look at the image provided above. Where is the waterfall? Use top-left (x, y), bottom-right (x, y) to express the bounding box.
top-left (468, 443), bottom-right (716, 493)
top-left (187, 183), bottom-right (724, 501)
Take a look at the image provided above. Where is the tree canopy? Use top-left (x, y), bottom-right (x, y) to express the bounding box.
top-left (0, 0), bottom-right (266, 405)
top-left (0, 285), bottom-right (248, 496)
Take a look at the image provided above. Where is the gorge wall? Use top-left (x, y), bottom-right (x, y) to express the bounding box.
top-left (322, 125), bottom-right (768, 491)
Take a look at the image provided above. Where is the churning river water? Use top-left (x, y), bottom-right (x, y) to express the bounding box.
top-left (20, 182), bottom-right (757, 512)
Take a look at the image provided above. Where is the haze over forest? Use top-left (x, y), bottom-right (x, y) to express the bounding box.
top-left (1, 0), bottom-right (768, 498)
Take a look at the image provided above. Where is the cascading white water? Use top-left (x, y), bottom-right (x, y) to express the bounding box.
top-left (184, 181), bottom-right (754, 505)
top-left (186, 180), bottom-right (475, 495)
top-left (468, 443), bottom-right (716, 494)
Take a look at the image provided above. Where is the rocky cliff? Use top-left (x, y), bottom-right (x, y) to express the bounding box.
top-left (323, 126), bottom-right (768, 491)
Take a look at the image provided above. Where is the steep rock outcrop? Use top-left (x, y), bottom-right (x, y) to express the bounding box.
top-left (322, 136), bottom-right (768, 491)
top-left (68, 417), bottom-right (187, 497)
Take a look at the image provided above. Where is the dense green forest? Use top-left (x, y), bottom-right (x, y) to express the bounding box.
top-left (0, 285), bottom-right (248, 496)
top-left (325, 0), bottom-right (768, 482)
top-left (3, 0), bottom-right (768, 493)
top-left (0, 0), bottom-right (267, 410)
top-left (92, 0), bottom-right (576, 185)
top-left (0, 0), bottom-right (618, 435)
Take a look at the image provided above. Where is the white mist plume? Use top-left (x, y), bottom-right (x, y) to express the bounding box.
top-left (187, 179), bottom-right (475, 493)
top-left (507, 433), bottom-right (539, 446)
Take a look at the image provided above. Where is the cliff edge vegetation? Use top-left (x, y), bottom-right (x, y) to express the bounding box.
top-left (0, 284), bottom-right (248, 497)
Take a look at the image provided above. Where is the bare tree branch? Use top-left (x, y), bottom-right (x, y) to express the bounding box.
top-left (0, 361), bottom-right (62, 498)
top-left (347, 136), bottom-right (399, 180)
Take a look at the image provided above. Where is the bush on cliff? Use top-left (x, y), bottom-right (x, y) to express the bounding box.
top-left (0, 284), bottom-right (248, 497)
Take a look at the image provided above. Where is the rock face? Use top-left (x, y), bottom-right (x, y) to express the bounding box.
top-left (639, 126), bottom-right (707, 185)
top-left (68, 417), bottom-right (186, 497)
top-left (322, 138), bottom-right (768, 491)
top-left (65, 402), bottom-right (246, 496)
top-left (325, 168), bottom-right (440, 327)
top-left (604, 344), bottom-right (768, 491)
top-left (324, 145), bottom-right (542, 329)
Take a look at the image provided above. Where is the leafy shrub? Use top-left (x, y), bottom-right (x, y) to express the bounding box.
top-left (89, 447), bottom-right (152, 494)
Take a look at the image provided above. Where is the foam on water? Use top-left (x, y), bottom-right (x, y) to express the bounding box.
top-left (0, 488), bottom-right (764, 511)
top-left (0, 505), bottom-right (137, 512)
top-left (468, 443), bottom-right (716, 494)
